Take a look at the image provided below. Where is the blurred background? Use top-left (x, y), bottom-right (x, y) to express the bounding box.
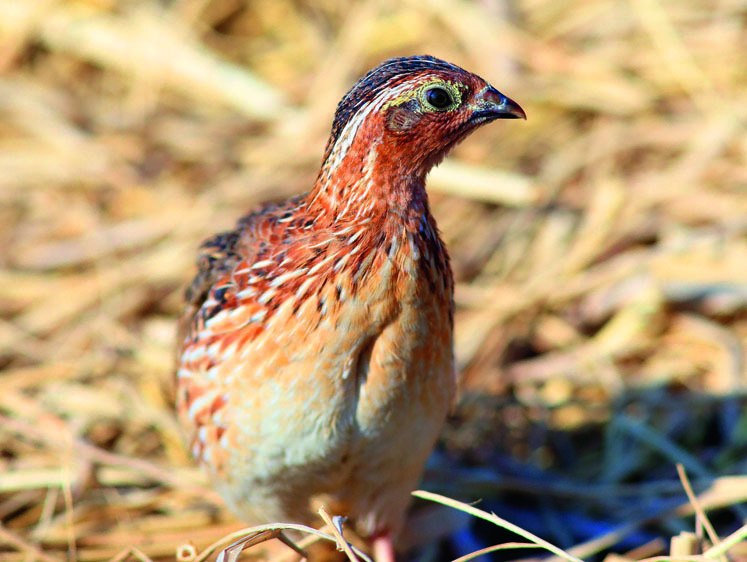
top-left (0, 0), bottom-right (745, 560)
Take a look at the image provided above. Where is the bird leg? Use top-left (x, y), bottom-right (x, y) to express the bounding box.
top-left (372, 533), bottom-right (396, 562)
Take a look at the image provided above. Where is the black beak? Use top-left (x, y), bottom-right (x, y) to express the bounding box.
top-left (470, 86), bottom-right (526, 121)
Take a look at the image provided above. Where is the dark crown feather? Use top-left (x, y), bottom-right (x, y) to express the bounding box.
top-left (322, 55), bottom-right (465, 161)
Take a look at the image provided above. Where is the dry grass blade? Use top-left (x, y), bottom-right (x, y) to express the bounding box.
top-left (670, 533), bottom-right (699, 559)
top-left (216, 530), bottom-right (305, 562)
top-left (412, 490), bottom-right (584, 562)
top-left (452, 543), bottom-right (545, 562)
top-left (0, 414), bottom-right (211, 495)
top-left (613, 417), bottom-right (713, 480)
top-left (428, 162), bottom-right (539, 206)
top-left (181, 522), bottom-right (372, 562)
top-left (317, 507), bottom-right (360, 562)
top-left (703, 523), bottom-right (747, 560)
top-left (554, 523), bottom-right (653, 562)
top-left (106, 546), bottom-right (155, 562)
top-left (675, 465), bottom-right (722, 558)
top-left (1, 0), bottom-right (744, 559)
top-left (0, 1), bottom-right (288, 120)
top-left (0, 522), bottom-right (61, 562)
top-left (638, 554), bottom-right (703, 562)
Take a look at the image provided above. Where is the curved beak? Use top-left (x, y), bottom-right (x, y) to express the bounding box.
top-left (470, 86), bottom-right (526, 121)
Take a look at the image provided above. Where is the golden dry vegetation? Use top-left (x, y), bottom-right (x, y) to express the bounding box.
top-left (0, 0), bottom-right (745, 561)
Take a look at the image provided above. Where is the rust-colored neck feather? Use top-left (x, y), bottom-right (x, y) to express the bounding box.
top-left (306, 108), bottom-right (430, 229)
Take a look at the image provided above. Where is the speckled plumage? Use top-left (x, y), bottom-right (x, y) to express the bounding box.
top-left (176, 55), bottom-right (524, 547)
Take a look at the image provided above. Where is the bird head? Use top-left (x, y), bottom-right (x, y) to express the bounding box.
top-left (320, 55), bottom-right (525, 181)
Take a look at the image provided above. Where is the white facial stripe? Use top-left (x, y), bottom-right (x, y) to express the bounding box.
top-left (326, 77), bottom-right (424, 172)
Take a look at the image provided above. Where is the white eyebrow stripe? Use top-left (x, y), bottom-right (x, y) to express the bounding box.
top-left (325, 78), bottom-right (424, 173)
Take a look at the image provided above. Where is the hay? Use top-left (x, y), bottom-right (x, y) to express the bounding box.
top-left (1, 0), bottom-right (745, 560)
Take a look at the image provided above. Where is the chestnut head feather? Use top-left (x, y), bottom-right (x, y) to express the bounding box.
top-left (310, 55), bottom-right (524, 222)
top-left (321, 55), bottom-right (525, 177)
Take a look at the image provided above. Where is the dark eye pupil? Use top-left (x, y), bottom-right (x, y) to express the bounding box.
top-left (426, 87), bottom-right (451, 109)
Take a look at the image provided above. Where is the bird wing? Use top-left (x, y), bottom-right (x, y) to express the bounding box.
top-left (177, 229), bottom-right (242, 347)
top-left (176, 195), bottom-right (307, 351)
top-left (175, 196), bottom-right (318, 471)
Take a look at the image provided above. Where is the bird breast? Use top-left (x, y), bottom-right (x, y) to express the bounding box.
top-left (177, 213), bottom-right (454, 533)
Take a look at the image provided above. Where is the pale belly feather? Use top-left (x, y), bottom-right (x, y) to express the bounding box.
top-left (189, 241), bottom-right (454, 537)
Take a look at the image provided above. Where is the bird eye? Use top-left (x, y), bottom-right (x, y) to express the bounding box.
top-left (425, 87), bottom-right (453, 110)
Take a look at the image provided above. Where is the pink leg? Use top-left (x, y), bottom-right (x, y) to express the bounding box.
top-left (372, 533), bottom-right (396, 562)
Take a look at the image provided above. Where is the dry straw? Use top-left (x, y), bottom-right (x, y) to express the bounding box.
top-left (0, 0), bottom-right (744, 560)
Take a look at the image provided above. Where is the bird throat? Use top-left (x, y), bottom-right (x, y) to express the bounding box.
top-left (306, 117), bottom-right (433, 231)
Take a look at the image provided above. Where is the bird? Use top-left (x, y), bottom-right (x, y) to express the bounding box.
top-left (175, 55), bottom-right (525, 560)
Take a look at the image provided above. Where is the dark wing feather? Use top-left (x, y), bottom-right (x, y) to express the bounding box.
top-left (176, 195), bottom-right (306, 354)
top-left (185, 231), bottom-right (241, 307)
top-left (177, 229), bottom-right (243, 352)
